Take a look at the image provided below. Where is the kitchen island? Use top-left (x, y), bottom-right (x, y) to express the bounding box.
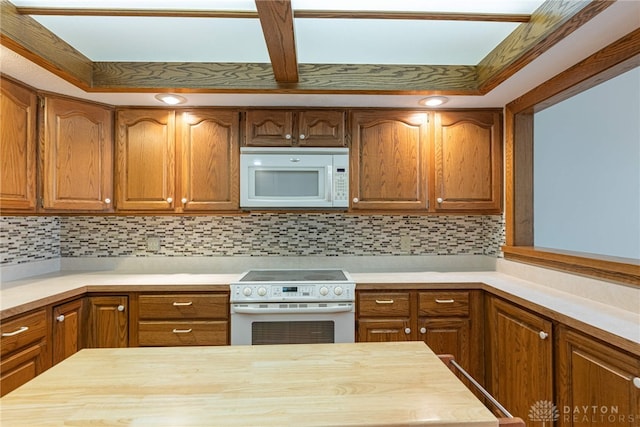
top-left (0, 341), bottom-right (497, 427)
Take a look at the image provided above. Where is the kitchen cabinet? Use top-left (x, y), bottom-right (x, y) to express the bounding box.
top-left (0, 77), bottom-right (37, 212)
top-left (134, 292), bottom-right (229, 346)
top-left (417, 290), bottom-right (484, 383)
top-left (42, 96), bottom-right (113, 211)
top-left (178, 110), bottom-right (239, 211)
top-left (245, 109), bottom-right (345, 147)
top-left (556, 326), bottom-right (640, 427)
top-left (52, 298), bottom-right (83, 365)
top-left (432, 110), bottom-right (502, 212)
top-left (486, 296), bottom-right (553, 420)
top-left (357, 292), bottom-right (413, 342)
top-left (115, 109), bottom-right (176, 211)
top-left (350, 110), bottom-right (429, 211)
top-left (0, 309), bottom-right (50, 397)
top-left (85, 296), bottom-right (128, 348)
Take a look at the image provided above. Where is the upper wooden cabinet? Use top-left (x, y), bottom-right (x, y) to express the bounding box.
top-left (245, 109), bottom-right (345, 147)
top-left (115, 109), bottom-right (176, 211)
top-left (178, 110), bottom-right (239, 211)
top-left (350, 110), bottom-right (429, 211)
top-left (43, 97), bottom-right (113, 211)
top-left (432, 110), bottom-right (502, 213)
top-left (0, 78), bottom-right (37, 212)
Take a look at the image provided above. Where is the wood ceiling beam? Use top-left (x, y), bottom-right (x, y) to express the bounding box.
top-left (15, 8), bottom-right (260, 18)
top-left (255, 0), bottom-right (298, 83)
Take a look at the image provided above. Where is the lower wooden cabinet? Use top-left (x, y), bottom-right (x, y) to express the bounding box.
top-left (134, 293), bottom-right (229, 346)
top-left (52, 299), bottom-right (83, 364)
top-left (357, 292), bottom-right (412, 342)
top-left (556, 326), bottom-right (640, 427)
top-left (0, 309), bottom-right (50, 396)
top-left (486, 296), bottom-right (553, 420)
top-left (85, 296), bottom-right (129, 348)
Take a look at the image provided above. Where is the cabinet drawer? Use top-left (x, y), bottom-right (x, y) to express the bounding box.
top-left (138, 294), bottom-right (228, 319)
top-left (1, 309), bottom-right (47, 357)
top-left (358, 292), bottom-right (411, 317)
top-left (138, 321), bottom-right (228, 346)
top-left (418, 291), bottom-right (469, 316)
top-left (0, 341), bottom-right (48, 396)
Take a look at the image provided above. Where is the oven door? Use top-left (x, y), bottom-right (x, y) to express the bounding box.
top-left (230, 302), bottom-right (355, 345)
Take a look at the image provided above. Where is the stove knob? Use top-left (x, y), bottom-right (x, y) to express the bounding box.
top-left (319, 286), bottom-right (329, 296)
top-left (258, 287), bottom-right (267, 296)
top-left (243, 287), bottom-right (252, 297)
top-left (334, 286), bottom-right (343, 296)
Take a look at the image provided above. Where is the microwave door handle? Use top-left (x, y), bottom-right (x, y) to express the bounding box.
top-left (326, 165), bottom-right (333, 202)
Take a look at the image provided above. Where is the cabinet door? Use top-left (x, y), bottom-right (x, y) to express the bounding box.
top-left (52, 299), bottom-right (83, 365)
top-left (245, 110), bottom-right (293, 146)
top-left (357, 319), bottom-right (413, 342)
top-left (419, 318), bottom-right (470, 368)
top-left (43, 97), bottom-right (113, 211)
top-left (433, 110), bottom-right (502, 212)
top-left (486, 297), bottom-right (553, 420)
top-left (297, 110), bottom-right (345, 147)
top-left (178, 110), bottom-right (239, 211)
top-left (556, 326), bottom-right (640, 427)
top-left (115, 109), bottom-right (175, 210)
top-left (0, 78), bottom-right (37, 212)
top-left (351, 110), bottom-right (429, 210)
top-left (85, 296), bottom-right (128, 348)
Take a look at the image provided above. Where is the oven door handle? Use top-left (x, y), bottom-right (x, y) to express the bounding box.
top-left (232, 304), bottom-right (353, 314)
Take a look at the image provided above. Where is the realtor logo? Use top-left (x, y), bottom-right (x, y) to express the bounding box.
top-left (529, 400), bottom-right (560, 426)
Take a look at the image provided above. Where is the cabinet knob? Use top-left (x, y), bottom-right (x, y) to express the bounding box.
top-left (633, 377), bottom-right (640, 389)
top-left (166, 197), bottom-right (173, 203)
top-left (420, 327), bottom-right (426, 334)
top-left (104, 198), bottom-right (111, 204)
top-left (299, 134), bottom-right (306, 140)
top-left (117, 305), bottom-right (125, 312)
top-left (437, 197), bottom-right (443, 204)
top-left (285, 134), bottom-right (292, 140)
top-left (56, 314), bottom-right (65, 322)
top-left (181, 198), bottom-right (188, 204)
top-left (539, 331), bottom-right (548, 340)
top-left (353, 197), bottom-right (359, 203)
top-left (404, 328), bottom-right (411, 334)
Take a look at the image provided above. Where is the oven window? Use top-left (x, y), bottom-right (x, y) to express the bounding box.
top-left (254, 170), bottom-right (320, 197)
top-left (252, 321), bottom-right (335, 345)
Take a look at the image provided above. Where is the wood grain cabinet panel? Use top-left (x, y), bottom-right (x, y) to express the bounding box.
top-left (245, 110), bottom-right (294, 146)
top-left (0, 78), bottom-right (37, 212)
top-left (178, 110), bottom-right (239, 211)
top-left (115, 109), bottom-right (176, 211)
top-left (43, 97), bottom-right (113, 211)
top-left (0, 309), bottom-right (50, 396)
top-left (350, 110), bottom-right (429, 211)
top-left (433, 110), bottom-right (502, 212)
top-left (297, 110), bottom-right (345, 147)
top-left (486, 296), bottom-right (553, 420)
top-left (556, 326), bottom-right (640, 427)
top-left (52, 299), bottom-right (83, 365)
top-left (85, 296), bottom-right (128, 348)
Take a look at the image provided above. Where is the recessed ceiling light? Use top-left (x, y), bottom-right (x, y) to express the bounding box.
top-left (155, 94), bottom-right (187, 105)
top-left (419, 96), bottom-right (449, 107)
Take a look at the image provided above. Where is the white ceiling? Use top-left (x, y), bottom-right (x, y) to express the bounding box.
top-left (1, 0), bottom-right (639, 108)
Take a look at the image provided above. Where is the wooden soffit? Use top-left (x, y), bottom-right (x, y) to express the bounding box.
top-left (0, 0), bottom-right (615, 95)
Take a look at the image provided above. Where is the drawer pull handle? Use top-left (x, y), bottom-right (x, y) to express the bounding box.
top-left (2, 326), bottom-right (29, 337)
top-left (435, 299), bottom-right (455, 304)
top-left (375, 299), bottom-right (395, 304)
top-left (172, 301), bottom-right (193, 306)
top-left (172, 328), bottom-right (193, 334)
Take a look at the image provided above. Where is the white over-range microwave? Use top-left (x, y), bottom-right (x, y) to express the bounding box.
top-left (240, 147), bottom-right (349, 208)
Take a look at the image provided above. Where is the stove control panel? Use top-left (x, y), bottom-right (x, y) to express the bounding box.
top-left (230, 283), bottom-right (355, 303)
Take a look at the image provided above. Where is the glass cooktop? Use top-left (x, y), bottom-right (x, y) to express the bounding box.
top-left (239, 269), bottom-right (348, 282)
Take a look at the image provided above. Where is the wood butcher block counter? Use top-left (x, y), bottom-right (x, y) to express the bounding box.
top-left (0, 341), bottom-right (498, 427)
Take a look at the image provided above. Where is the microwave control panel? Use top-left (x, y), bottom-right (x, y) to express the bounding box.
top-left (334, 167), bottom-right (348, 202)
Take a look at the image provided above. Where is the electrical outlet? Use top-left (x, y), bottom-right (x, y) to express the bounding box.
top-left (400, 235), bottom-right (411, 252)
top-left (146, 237), bottom-right (160, 252)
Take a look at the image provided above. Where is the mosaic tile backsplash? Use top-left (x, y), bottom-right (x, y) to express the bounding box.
top-left (1, 214), bottom-right (505, 265)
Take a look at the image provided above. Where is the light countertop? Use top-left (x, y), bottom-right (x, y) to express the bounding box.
top-left (0, 341), bottom-right (498, 427)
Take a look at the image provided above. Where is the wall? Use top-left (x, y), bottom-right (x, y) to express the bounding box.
top-left (1, 214), bottom-right (504, 266)
top-left (534, 67), bottom-right (640, 259)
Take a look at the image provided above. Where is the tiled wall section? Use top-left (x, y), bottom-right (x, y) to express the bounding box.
top-left (1, 216), bottom-right (61, 265)
top-left (1, 214), bottom-right (505, 265)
